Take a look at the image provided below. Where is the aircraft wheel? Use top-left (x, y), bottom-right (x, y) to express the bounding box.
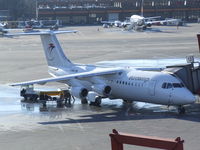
top-left (178, 106), bottom-right (185, 114)
top-left (31, 95), bottom-right (38, 102)
top-left (23, 95), bottom-right (28, 101)
top-left (90, 97), bottom-right (101, 107)
top-left (81, 98), bottom-right (88, 104)
top-left (41, 101), bottom-right (47, 108)
top-left (94, 97), bottom-right (101, 106)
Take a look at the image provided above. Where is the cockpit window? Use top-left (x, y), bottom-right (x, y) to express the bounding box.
top-left (162, 82), bottom-right (184, 89)
top-left (162, 83), bottom-right (167, 88)
top-left (167, 83), bottom-right (172, 88)
top-left (173, 83), bottom-right (181, 88)
top-left (173, 83), bottom-right (185, 88)
top-left (181, 83), bottom-right (185, 87)
top-left (162, 82), bottom-right (172, 89)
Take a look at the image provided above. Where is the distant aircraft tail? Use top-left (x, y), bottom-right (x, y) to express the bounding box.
top-left (6, 30), bottom-right (77, 69)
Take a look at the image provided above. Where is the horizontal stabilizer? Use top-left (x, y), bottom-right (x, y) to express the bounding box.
top-left (5, 30), bottom-right (77, 36)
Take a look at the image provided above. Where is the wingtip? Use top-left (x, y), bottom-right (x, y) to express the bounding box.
top-left (9, 83), bottom-right (18, 87)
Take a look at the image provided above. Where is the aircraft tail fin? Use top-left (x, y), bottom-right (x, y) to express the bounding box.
top-left (40, 33), bottom-right (73, 68)
top-left (6, 30), bottom-right (77, 69)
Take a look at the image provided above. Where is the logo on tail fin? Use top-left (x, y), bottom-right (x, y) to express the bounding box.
top-left (47, 43), bottom-right (55, 60)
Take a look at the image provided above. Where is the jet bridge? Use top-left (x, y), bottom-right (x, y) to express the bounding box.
top-left (163, 57), bottom-right (200, 95)
top-left (163, 34), bottom-right (200, 95)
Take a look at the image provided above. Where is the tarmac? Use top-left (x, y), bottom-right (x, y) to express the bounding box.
top-left (0, 24), bottom-right (200, 150)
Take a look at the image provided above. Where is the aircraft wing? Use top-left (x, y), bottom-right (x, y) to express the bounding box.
top-left (144, 16), bottom-right (161, 20)
top-left (101, 21), bottom-right (115, 25)
top-left (147, 19), bottom-right (178, 26)
top-left (10, 67), bottom-right (123, 86)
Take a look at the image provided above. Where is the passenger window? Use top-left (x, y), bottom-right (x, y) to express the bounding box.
top-left (162, 83), bottom-right (167, 88)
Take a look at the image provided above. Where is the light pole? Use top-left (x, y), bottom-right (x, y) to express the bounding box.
top-left (141, 0), bottom-right (144, 16)
top-left (36, 0), bottom-right (38, 20)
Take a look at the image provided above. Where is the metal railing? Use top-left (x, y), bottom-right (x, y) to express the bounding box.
top-left (110, 129), bottom-right (184, 150)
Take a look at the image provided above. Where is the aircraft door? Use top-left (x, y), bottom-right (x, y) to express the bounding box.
top-left (149, 80), bottom-right (156, 96)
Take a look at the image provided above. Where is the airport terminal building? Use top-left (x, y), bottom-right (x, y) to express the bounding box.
top-left (37, 0), bottom-right (200, 25)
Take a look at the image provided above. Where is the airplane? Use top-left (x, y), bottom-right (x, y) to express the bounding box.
top-left (7, 30), bottom-right (196, 114)
top-left (101, 20), bottom-right (127, 28)
top-left (0, 22), bottom-right (18, 37)
top-left (125, 15), bottom-right (163, 31)
top-left (0, 22), bottom-right (8, 35)
top-left (102, 15), bottom-right (175, 31)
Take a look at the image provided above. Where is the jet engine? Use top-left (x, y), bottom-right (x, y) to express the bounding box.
top-left (137, 19), bottom-right (145, 26)
top-left (146, 23), bottom-right (152, 27)
top-left (69, 87), bottom-right (88, 99)
top-left (92, 84), bottom-right (112, 96)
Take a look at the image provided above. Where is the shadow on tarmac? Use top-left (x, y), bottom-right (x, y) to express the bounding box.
top-left (38, 102), bottom-right (200, 125)
top-left (1, 85), bottom-right (200, 125)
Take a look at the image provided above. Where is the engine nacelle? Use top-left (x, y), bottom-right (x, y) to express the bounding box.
top-left (92, 84), bottom-right (112, 96)
top-left (137, 19), bottom-right (145, 26)
top-left (146, 23), bottom-right (152, 27)
top-left (69, 87), bottom-right (88, 99)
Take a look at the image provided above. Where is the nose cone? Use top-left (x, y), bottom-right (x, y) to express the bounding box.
top-left (183, 92), bottom-right (196, 104)
top-left (176, 89), bottom-right (196, 105)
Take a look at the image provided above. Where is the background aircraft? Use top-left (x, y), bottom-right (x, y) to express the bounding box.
top-left (101, 0), bottom-right (176, 31)
top-left (102, 15), bottom-right (176, 31)
top-left (0, 22), bottom-right (8, 35)
top-left (7, 30), bottom-right (196, 114)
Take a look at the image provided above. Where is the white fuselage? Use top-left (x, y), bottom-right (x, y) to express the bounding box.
top-left (130, 15), bottom-right (146, 26)
top-left (49, 65), bottom-right (195, 106)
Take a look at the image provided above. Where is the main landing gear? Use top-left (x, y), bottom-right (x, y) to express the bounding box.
top-left (81, 98), bottom-right (88, 104)
top-left (89, 96), bottom-right (102, 107)
top-left (81, 97), bottom-right (102, 107)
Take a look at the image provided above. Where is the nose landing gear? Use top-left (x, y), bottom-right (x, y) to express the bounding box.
top-left (178, 106), bottom-right (185, 114)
